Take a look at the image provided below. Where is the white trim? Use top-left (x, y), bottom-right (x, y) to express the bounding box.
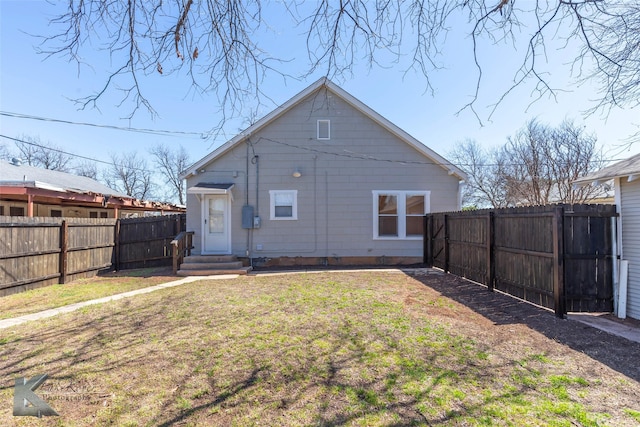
top-left (269, 190), bottom-right (298, 220)
top-left (201, 194), bottom-right (232, 254)
top-left (187, 184), bottom-right (234, 196)
top-left (372, 190), bottom-right (430, 240)
top-left (317, 119), bottom-right (331, 140)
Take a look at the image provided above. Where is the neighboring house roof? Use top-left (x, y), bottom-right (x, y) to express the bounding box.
top-left (574, 153), bottom-right (640, 185)
top-left (0, 159), bottom-right (129, 198)
top-left (181, 78), bottom-right (467, 181)
top-left (0, 159), bottom-right (184, 213)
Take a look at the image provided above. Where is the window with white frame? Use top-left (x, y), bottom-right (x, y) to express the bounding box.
top-left (270, 190), bottom-right (298, 220)
top-left (317, 120), bottom-right (330, 140)
top-left (373, 191), bottom-right (430, 239)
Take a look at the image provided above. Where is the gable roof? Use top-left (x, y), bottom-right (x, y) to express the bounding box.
top-left (182, 78), bottom-right (466, 181)
top-left (0, 159), bottom-right (128, 197)
top-left (574, 153), bottom-right (640, 185)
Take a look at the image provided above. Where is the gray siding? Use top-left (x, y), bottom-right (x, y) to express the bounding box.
top-left (620, 179), bottom-right (640, 319)
top-left (186, 89), bottom-right (460, 259)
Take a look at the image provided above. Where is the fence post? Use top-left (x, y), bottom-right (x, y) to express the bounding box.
top-left (59, 220), bottom-right (68, 284)
top-left (172, 239), bottom-right (179, 275)
top-left (444, 214), bottom-right (450, 273)
top-left (114, 219), bottom-right (121, 271)
top-left (487, 212), bottom-right (495, 292)
top-left (553, 206), bottom-right (566, 318)
top-left (423, 215), bottom-right (432, 266)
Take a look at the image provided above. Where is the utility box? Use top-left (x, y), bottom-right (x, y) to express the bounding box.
top-left (253, 216), bottom-right (261, 229)
top-left (242, 205), bottom-right (254, 229)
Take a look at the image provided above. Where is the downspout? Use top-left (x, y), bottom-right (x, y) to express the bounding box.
top-left (254, 154), bottom-right (260, 216)
top-left (245, 142), bottom-right (251, 260)
top-left (613, 177), bottom-right (627, 318)
top-left (251, 153), bottom-right (260, 268)
top-left (325, 170), bottom-right (329, 260)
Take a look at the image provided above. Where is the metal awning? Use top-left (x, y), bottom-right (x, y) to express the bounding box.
top-left (187, 183), bottom-right (235, 201)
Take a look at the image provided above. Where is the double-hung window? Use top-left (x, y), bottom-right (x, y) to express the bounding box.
top-left (373, 191), bottom-right (430, 239)
top-left (270, 190), bottom-right (298, 220)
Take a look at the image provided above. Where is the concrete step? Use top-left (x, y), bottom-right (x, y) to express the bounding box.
top-left (177, 266), bottom-right (252, 276)
top-left (184, 255), bottom-right (237, 263)
top-left (180, 261), bottom-right (244, 270)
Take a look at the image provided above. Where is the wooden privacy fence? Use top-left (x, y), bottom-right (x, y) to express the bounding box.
top-left (116, 215), bottom-right (186, 270)
top-left (0, 214), bottom-right (185, 296)
top-left (424, 204), bottom-right (617, 317)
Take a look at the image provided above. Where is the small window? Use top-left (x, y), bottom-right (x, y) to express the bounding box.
top-left (50, 209), bottom-right (63, 218)
top-left (0, 206), bottom-right (4, 215)
top-left (89, 211), bottom-right (98, 218)
top-left (317, 120), bottom-right (330, 140)
top-left (10, 206), bottom-right (25, 216)
top-left (100, 212), bottom-right (109, 218)
top-left (269, 190), bottom-right (298, 220)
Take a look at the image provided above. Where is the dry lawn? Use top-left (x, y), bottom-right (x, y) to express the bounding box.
top-left (1, 270), bottom-right (639, 426)
top-left (0, 267), bottom-right (176, 320)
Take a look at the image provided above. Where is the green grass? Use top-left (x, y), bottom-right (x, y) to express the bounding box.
top-left (0, 267), bottom-right (176, 320)
top-left (0, 271), bottom-right (636, 426)
top-left (625, 408), bottom-right (640, 422)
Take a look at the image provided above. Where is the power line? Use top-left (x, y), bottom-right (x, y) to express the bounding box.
top-left (257, 137), bottom-right (623, 168)
top-left (1, 131), bottom-right (627, 173)
top-left (0, 134), bottom-right (153, 173)
top-left (0, 111), bottom-right (214, 139)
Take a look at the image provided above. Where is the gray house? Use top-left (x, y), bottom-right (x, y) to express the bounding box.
top-left (575, 153), bottom-right (640, 320)
top-left (180, 78), bottom-right (466, 270)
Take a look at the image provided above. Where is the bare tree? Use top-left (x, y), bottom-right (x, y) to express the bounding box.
top-left (500, 119), bottom-right (604, 205)
top-left (41, 1), bottom-right (640, 124)
top-left (104, 152), bottom-right (154, 200)
top-left (0, 143), bottom-right (12, 161)
top-left (452, 120), bottom-right (605, 207)
top-left (448, 140), bottom-right (510, 208)
top-left (149, 144), bottom-right (190, 205)
top-left (74, 161), bottom-right (99, 180)
top-left (14, 135), bottom-right (73, 172)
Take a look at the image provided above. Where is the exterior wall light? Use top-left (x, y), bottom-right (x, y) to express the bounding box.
top-left (292, 168), bottom-right (302, 178)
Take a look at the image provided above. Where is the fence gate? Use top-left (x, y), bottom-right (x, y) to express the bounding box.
top-left (563, 207), bottom-right (615, 312)
top-left (425, 214), bottom-right (447, 271)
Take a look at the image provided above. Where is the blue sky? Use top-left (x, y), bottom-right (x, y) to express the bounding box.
top-left (1, 0), bottom-right (639, 174)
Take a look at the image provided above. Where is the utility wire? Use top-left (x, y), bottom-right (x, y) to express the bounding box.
top-left (0, 134), bottom-right (154, 173)
top-left (258, 137), bottom-right (621, 168)
top-left (1, 129), bottom-right (625, 172)
top-left (0, 110), bottom-right (214, 139)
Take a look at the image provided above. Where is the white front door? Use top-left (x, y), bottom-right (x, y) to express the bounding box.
top-left (203, 194), bottom-right (231, 254)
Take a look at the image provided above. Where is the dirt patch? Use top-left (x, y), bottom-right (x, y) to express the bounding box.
top-left (405, 271), bottom-right (640, 383)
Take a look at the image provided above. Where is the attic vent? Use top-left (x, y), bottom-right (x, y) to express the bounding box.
top-left (10, 158), bottom-right (22, 166)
